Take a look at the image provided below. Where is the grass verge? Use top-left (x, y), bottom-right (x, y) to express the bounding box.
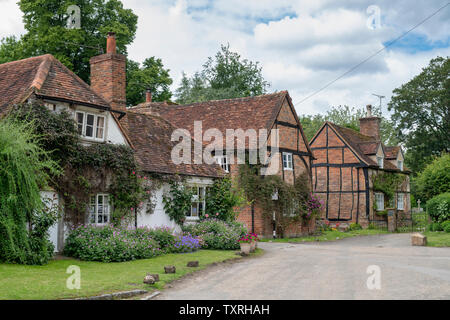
top-left (424, 231), bottom-right (450, 247)
top-left (260, 229), bottom-right (388, 243)
top-left (0, 249), bottom-right (246, 300)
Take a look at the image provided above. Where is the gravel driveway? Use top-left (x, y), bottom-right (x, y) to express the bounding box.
top-left (154, 233), bottom-right (450, 300)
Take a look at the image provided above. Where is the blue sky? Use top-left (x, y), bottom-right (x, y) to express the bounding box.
top-left (0, 0), bottom-right (449, 115)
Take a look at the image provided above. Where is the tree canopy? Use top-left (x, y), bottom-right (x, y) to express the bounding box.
top-left (413, 153), bottom-right (450, 203)
top-left (388, 56), bottom-right (450, 173)
top-left (0, 0), bottom-right (138, 82)
top-left (175, 44), bottom-right (270, 104)
top-left (126, 57), bottom-right (173, 107)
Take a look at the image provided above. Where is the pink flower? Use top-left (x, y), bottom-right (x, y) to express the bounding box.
top-left (205, 214), bottom-right (209, 218)
top-left (216, 212), bottom-right (219, 216)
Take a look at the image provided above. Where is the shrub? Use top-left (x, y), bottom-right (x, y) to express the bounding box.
top-left (426, 193), bottom-right (450, 223)
top-left (183, 219), bottom-right (247, 250)
top-left (368, 223), bottom-right (376, 230)
top-left (349, 223), bottom-right (362, 231)
top-left (138, 226), bottom-right (176, 254)
top-left (413, 153), bottom-right (449, 203)
top-left (205, 177), bottom-right (245, 221)
top-left (441, 221), bottom-right (450, 233)
top-left (427, 222), bottom-right (443, 232)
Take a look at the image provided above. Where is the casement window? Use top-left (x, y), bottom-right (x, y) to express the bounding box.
top-left (187, 186), bottom-right (207, 219)
top-left (397, 193), bottom-right (404, 210)
top-left (282, 152), bottom-right (293, 170)
top-left (89, 194), bottom-right (110, 225)
top-left (375, 193), bottom-right (384, 211)
top-left (397, 160), bottom-right (403, 171)
top-left (377, 156), bottom-right (384, 169)
top-left (76, 111), bottom-right (105, 141)
top-left (214, 154), bottom-right (230, 173)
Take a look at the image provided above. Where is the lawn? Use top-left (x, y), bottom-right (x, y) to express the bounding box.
top-left (0, 249), bottom-right (248, 300)
top-left (424, 231), bottom-right (450, 247)
top-left (260, 229), bottom-right (388, 243)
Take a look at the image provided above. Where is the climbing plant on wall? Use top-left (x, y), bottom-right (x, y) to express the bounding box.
top-left (10, 102), bottom-right (159, 227)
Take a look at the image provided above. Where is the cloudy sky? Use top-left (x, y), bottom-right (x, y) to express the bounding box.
top-left (1, 0), bottom-right (449, 116)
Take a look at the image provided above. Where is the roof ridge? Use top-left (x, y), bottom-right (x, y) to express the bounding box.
top-left (173, 91), bottom-right (287, 108)
top-left (0, 54), bottom-right (53, 67)
top-left (30, 55), bottom-right (53, 91)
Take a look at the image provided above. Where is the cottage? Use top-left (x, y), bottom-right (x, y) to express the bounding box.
top-left (309, 105), bottom-right (411, 229)
top-left (0, 33), bottom-right (222, 252)
top-left (131, 90), bottom-right (315, 238)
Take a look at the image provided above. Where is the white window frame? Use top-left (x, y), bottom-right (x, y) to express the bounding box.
top-left (375, 193), bottom-right (384, 211)
top-left (76, 111), bottom-right (106, 141)
top-left (89, 193), bottom-right (111, 225)
top-left (377, 156), bottom-right (384, 169)
top-left (214, 154), bottom-right (230, 173)
top-left (397, 193), bottom-right (404, 210)
top-left (397, 160), bottom-right (403, 171)
top-left (186, 185), bottom-right (208, 220)
top-left (282, 152), bottom-right (293, 171)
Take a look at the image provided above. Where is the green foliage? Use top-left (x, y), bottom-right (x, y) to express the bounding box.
top-left (11, 102), bottom-right (152, 226)
top-left (441, 221), bottom-right (450, 233)
top-left (162, 181), bottom-right (194, 225)
top-left (299, 105), bottom-right (398, 144)
top-left (237, 162), bottom-right (319, 236)
top-left (372, 172), bottom-right (406, 200)
top-left (388, 56), bottom-right (450, 173)
top-left (182, 219), bottom-right (247, 250)
top-left (205, 177), bottom-right (245, 222)
top-left (126, 57), bottom-right (173, 107)
top-left (0, 116), bottom-right (60, 264)
top-left (64, 225), bottom-right (161, 262)
top-left (348, 223), bottom-right (362, 231)
top-left (427, 222), bottom-right (443, 232)
top-left (0, 0), bottom-right (138, 82)
top-left (413, 153), bottom-right (450, 203)
top-left (175, 44), bottom-right (269, 104)
top-left (426, 193), bottom-right (450, 223)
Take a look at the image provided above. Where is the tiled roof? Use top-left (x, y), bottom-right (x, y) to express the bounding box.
top-left (0, 54), bottom-right (111, 116)
top-left (384, 146), bottom-right (400, 159)
top-left (328, 122), bottom-right (409, 172)
top-left (124, 111), bottom-right (224, 178)
top-left (136, 92), bottom-right (290, 149)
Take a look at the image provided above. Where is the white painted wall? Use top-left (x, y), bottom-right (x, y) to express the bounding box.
top-left (40, 190), bottom-right (60, 252)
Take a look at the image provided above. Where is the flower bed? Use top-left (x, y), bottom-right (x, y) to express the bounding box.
top-left (64, 225), bottom-right (201, 262)
top-left (183, 219), bottom-right (247, 250)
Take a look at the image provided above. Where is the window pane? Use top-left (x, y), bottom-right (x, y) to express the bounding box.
top-left (85, 114), bottom-right (94, 137)
top-left (76, 113), bottom-right (84, 135)
top-left (191, 204), bottom-right (198, 217)
top-left (96, 116), bottom-right (105, 139)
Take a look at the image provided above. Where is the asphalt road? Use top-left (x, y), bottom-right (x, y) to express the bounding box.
top-left (154, 233), bottom-right (450, 300)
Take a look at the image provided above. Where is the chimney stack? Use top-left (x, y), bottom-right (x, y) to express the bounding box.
top-left (90, 32), bottom-right (126, 112)
top-left (146, 89), bottom-right (152, 103)
top-left (359, 104), bottom-right (381, 141)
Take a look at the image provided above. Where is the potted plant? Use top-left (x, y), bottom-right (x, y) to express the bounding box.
top-left (239, 235), bottom-right (252, 254)
top-left (249, 233), bottom-right (258, 252)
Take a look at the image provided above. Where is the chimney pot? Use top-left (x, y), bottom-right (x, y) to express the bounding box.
top-left (366, 104), bottom-right (372, 117)
top-left (106, 32), bottom-right (117, 54)
top-left (146, 89), bottom-right (152, 103)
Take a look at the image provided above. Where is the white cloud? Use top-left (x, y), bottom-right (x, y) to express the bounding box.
top-left (1, 0), bottom-right (448, 118)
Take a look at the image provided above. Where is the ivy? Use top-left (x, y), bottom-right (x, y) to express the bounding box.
top-left (10, 102), bottom-right (158, 226)
top-left (205, 177), bottom-right (245, 221)
top-left (162, 180), bottom-right (194, 225)
top-left (372, 172), bottom-right (406, 200)
top-left (237, 159), bottom-right (321, 237)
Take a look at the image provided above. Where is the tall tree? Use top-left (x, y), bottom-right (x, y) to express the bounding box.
top-left (0, 0), bottom-right (138, 82)
top-left (176, 44), bottom-right (270, 104)
top-left (126, 57), bottom-right (173, 107)
top-left (388, 56), bottom-right (450, 173)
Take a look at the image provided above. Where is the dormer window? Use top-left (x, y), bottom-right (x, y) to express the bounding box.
top-left (214, 154), bottom-right (230, 173)
top-left (377, 156), bottom-right (384, 169)
top-left (397, 160), bottom-right (403, 171)
top-left (76, 111), bottom-right (105, 141)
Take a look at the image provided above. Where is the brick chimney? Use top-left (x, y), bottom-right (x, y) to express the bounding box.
top-left (90, 32), bottom-right (126, 112)
top-left (359, 104), bottom-right (381, 141)
top-left (145, 89), bottom-right (152, 103)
